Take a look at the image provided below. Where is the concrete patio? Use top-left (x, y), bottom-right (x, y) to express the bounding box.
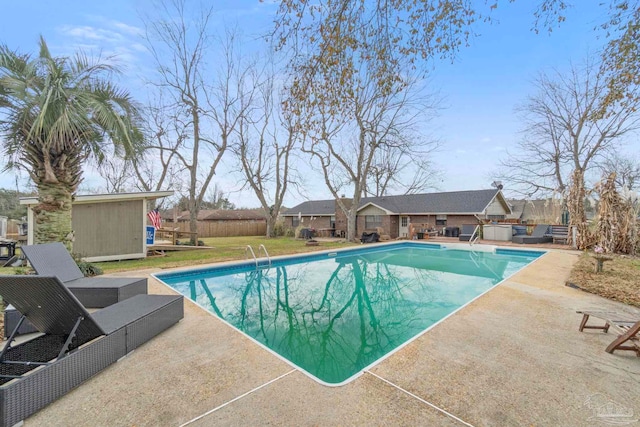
top-left (21, 249), bottom-right (640, 426)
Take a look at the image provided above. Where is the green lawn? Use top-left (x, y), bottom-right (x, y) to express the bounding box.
top-left (95, 236), bottom-right (357, 273)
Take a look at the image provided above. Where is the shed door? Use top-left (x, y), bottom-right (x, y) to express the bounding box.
top-left (399, 216), bottom-right (409, 237)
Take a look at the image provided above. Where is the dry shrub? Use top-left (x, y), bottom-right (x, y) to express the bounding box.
top-left (595, 172), bottom-right (639, 255)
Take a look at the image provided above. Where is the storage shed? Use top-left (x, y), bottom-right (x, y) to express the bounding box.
top-left (20, 191), bottom-right (173, 262)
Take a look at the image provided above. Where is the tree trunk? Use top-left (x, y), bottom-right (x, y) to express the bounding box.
top-left (32, 181), bottom-right (74, 251)
top-left (347, 210), bottom-right (357, 242)
top-left (189, 196), bottom-right (198, 245)
top-left (266, 215), bottom-right (277, 238)
top-left (567, 169), bottom-right (590, 250)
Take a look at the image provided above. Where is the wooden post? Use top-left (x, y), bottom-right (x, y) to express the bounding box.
top-left (593, 255), bottom-right (613, 273)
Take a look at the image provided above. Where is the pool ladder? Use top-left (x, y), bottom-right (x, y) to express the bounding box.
top-left (469, 225), bottom-right (481, 246)
top-left (245, 244), bottom-right (271, 269)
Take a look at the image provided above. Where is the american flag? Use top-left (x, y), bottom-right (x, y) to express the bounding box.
top-left (147, 208), bottom-right (162, 230)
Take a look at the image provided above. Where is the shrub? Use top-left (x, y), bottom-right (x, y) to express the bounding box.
top-left (272, 220), bottom-right (288, 237)
top-left (71, 253), bottom-right (103, 277)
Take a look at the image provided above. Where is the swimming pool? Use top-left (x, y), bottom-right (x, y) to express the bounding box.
top-left (155, 242), bottom-right (544, 386)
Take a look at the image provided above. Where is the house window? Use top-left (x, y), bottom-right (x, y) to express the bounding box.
top-left (487, 214), bottom-right (505, 221)
top-left (365, 215), bottom-right (383, 229)
top-left (330, 216), bottom-right (336, 228)
top-left (292, 217), bottom-right (300, 228)
top-left (401, 217), bottom-right (408, 227)
top-left (435, 215), bottom-right (447, 226)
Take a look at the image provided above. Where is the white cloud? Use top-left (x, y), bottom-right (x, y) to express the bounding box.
top-left (54, 17), bottom-right (151, 89)
top-left (59, 25), bottom-right (126, 43)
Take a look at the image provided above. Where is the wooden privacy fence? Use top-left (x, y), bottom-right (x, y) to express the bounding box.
top-left (169, 220), bottom-right (266, 238)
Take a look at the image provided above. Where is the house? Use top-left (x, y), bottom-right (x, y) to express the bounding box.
top-left (161, 208), bottom-right (267, 237)
top-left (283, 189), bottom-right (512, 239)
top-left (21, 191), bottom-right (174, 262)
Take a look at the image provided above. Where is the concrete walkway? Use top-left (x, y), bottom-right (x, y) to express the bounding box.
top-left (25, 250), bottom-right (640, 426)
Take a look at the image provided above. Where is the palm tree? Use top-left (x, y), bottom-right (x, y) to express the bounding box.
top-left (0, 37), bottom-right (143, 248)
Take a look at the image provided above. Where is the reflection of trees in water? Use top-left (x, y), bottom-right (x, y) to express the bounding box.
top-left (189, 257), bottom-right (450, 382)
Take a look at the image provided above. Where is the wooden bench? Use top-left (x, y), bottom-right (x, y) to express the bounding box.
top-left (550, 225), bottom-right (569, 244)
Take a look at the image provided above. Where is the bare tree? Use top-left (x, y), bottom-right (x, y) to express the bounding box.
top-left (232, 64), bottom-right (301, 237)
top-left (297, 61), bottom-right (439, 241)
top-left (365, 145), bottom-right (441, 197)
top-left (97, 155), bottom-right (134, 193)
top-left (130, 96), bottom-right (188, 195)
top-left (498, 59), bottom-right (640, 198)
top-left (202, 183), bottom-right (235, 210)
top-left (598, 153), bottom-right (640, 191)
top-left (144, 1), bottom-right (251, 243)
top-left (499, 59), bottom-right (640, 248)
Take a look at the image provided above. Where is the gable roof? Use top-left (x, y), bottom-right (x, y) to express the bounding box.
top-left (282, 199), bottom-right (335, 216)
top-left (358, 189), bottom-right (505, 214)
top-left (284, 189), bottom-right (509, 216)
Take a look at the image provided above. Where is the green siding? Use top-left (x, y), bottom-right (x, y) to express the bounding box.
top-left (72, 200), bottom-right (143, 258)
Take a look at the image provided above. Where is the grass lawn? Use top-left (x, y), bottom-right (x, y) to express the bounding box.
top-left (567, 252), bottom-right (640, 308)
top-left (95, 236), bottom-right (357, 273)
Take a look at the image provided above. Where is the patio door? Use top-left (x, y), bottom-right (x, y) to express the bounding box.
top-left (399, 216), bottom-right (409, 237)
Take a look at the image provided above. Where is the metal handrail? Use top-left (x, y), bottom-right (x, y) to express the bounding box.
top-left (469, 225), bottom-right (481, 246)
top-left (258, 244), bottom-right (271, 268)
top-left (245, 245), bottom-right (258, 268)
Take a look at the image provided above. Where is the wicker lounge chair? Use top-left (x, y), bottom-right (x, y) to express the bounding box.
top-left (459, 224), bottom-right (478, 242)
top-left (577, 310), bottom-right (640, 357)
top-left (21, 242), bottom-right (147, 307)
top-left (0, 275), bottom-right (183, 427)
top-left (511, 224), bottom-right (552, 244)
top-left (5, 243), bottom-right (149, 337)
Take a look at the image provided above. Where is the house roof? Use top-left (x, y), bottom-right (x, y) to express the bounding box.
top-left (360, 189), bottom-right (506, 214)
top-left (162, 209), bottom-right (266, 221)
top-left (283, 189), bottom-right (509, 216)
top-left (282, 199), bottom-right (336, 216)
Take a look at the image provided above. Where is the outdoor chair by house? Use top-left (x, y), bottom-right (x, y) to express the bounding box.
top-left (511, 224), bottom-right (552, 244)
top-left (459, 224), bottom-right (479, 242)
top-left (0, 275), bottom-right (183, 427)
top-left (22, 242), bottom-right (147, 307)
top-left (550, 225), bottom-right (570, 244)
top-left (577, 310), bottom-right (640, 356)
top-left (5, 242), bottom-right (148, 337)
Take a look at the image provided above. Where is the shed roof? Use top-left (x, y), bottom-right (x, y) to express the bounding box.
top-left (20, 191), bottom-right (174, 206)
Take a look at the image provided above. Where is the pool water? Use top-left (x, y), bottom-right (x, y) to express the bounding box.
top-left (156, 243), bottom-right (543, 385)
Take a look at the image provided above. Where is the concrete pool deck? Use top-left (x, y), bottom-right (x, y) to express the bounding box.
top-left (21, 249), bottom-right (640, 426)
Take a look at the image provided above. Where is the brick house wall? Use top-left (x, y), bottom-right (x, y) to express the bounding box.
top-left (356, 214), bottom-right (393, 236)
top-left (334, 198), bottom-right (352, 237)
top-left (306, 216), bottom-right (332, 229)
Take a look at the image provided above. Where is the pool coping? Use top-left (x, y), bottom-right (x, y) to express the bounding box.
top-left (152, 241), bottom-right (549, 387)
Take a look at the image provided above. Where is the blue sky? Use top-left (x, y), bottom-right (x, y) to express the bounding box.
top-left (0, 1), bottom-right (633, 207)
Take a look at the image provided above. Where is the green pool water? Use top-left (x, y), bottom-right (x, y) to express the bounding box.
top-left (157, 243), bottom-right (542, 385)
